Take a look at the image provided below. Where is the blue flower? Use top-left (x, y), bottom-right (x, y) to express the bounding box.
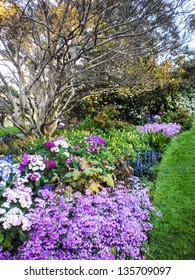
top-left (41, 185), bottom-right (52, 192)
top-left (0, 157), bottom-right (12, 187)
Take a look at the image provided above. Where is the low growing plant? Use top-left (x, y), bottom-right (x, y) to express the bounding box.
top-left (0, 177), bottom-right (158, 260)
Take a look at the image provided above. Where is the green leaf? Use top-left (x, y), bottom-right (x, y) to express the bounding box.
top-left (110, 247), bottom-right (117, 256)
top-left (0, 233), bottom-right (4, 243)
top-left (88, 180), bottom-right (101, 193)
top-left (83, 168), bottom-right (93, 176)
top-left (102, 174), bottom-right (115, 188)
top-left (8, 245), bottom-right (14, 251)
top-left (4, 235), bottom-right (11, 248)
top-left (19, 231), bottom-right (29, 243)
top-left (65, 171), bottom-right (74, 178)
top-left (73, 170), bottom-right (81, 181)
top-left (35, 180), bottom-right (40, 187)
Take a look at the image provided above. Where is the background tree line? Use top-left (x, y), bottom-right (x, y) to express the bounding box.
top-left (0, 0), bottom-right (194, 136)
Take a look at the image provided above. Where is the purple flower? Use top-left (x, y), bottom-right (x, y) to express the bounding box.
top-left (87, 135), bottom-right (106, 146)
top-left (39, 187), bottom-right (53, 200)
top-left (137, 123), bottom-right (181, 137)
top-left (28, 172), bottom-right (40, 181)
top-left (43, 159), bottom-right (57, 170)
top-left (44, 141), bottom-right (55, 149)
top-left (41, 184), bottom-right (52, 192)
top-left (66, 158), bottom-right (72, 165)
top-left (83, 135), bottom-right (106, 154)
top-left (8, 179), bottom-right (157, 260)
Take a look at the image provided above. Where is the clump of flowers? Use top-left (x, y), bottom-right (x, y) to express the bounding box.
top-left (18, 154), bottom-right (46, 172)
top-left (0, 176), bottom-right (33, 250)
top-left (137, 123), bottom-right (181, 138)
top-left (43, 159), bottom-right (57, 170)
top-left (44, 137), bottom-right (69, 153)
top-left (0, 177), bottom-right (157, 260)
top-left (0, 155), bottom-right (12, 187)
top-left (84, 135), bottom-right (106, 154)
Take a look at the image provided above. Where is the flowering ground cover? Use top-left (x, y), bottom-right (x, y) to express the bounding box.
top-left (0, 122), bottom-right (181, 260)
top-left (137, 123), bottom-right (181, 138)
top-left (0, 178), bottom-right (156, 260)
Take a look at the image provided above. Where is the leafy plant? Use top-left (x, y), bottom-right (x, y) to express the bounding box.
top-left (145, 131), bottom-right (172, 152)
top-left (160, 109), bottom-right (194, 131)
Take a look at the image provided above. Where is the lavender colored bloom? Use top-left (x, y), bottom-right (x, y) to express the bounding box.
top-left (83, 135), bottom-right (106, 154)
top-left (39, 189), bottom-right (53, 200)
top-left (0, 247), bottom-right (13, 260)
top-left (137, 123), bottom-right (181, 137)
top-left (66, 158), bottom-right (72, 165)
top-left (86, 135), bottom-right (106, 146)
top-left (9, 179), bottom-right (156, 260)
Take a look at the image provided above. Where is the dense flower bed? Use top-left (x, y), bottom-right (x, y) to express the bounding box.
top-left (0, 129), bottom-right (167, 260)
top-left (137, 123), bottom-right (181, 137)
top-left (0, 177), bottom-right (155, 260)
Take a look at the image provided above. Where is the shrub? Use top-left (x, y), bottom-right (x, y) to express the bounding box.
top-left (160, 110), bottom-right (194, 131)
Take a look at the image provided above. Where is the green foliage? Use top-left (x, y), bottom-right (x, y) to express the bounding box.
top-left (64, 161), bottom-right (114, 193)
top-left (0, 227), bottom-right (29, 253)
top-left (145, 131), bottom-right (172, 152)
top-left (160, 109), bottom-right (194, 131)
top-left (0, 136), bottom-right (49, 157)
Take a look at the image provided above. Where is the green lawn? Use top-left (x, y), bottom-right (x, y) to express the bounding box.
top-left (0, 127), bottom-right (21, 137)
top-left (148, 127), bottom-right (195, 259)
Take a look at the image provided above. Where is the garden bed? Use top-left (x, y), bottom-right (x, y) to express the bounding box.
top-left (0, 121), bottom-right (182, 260)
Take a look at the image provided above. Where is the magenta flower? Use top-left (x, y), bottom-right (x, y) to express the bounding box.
top-left (43, 141), bottom-right (55, 149)
top-left (28, 173), bottom-right (40, 181)
top-left (43, 159), bottom-right (57, 170)
top-left (66, 158), bottom-right (72, 165)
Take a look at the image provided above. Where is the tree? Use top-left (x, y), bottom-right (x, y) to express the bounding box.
top-left (0, 0), bottom-right (192, 136)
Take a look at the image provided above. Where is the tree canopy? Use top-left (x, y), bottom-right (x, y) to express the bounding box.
top-left (0, 0), bottom-right (193, 136)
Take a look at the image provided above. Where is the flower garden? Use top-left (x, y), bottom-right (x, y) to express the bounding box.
top-left (0, 115), bottom-right (186, 260)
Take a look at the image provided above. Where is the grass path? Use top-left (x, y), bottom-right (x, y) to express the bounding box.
top-left (148, 127), bottom-right (195, 260)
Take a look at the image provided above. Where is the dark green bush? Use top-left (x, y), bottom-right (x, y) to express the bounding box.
top-left (160, 109), bottom-right (193, 131)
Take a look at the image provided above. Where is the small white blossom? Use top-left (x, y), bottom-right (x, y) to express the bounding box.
top-left (1, 202), bottom-right (10, 208)
top-left (0, 208), bottom-right (6, 215)
top-left (62, 152), bottom-right (70, 157)
top-left (51, 147), bottom-right (60, 153)
top-left (21, 217), bottom-right (31, 231)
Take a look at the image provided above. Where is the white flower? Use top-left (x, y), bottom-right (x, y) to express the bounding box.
top-left (40, 165), bottom-right (45, 171)
top-left (32, 166), bottom-right (38, 171)
top-left (62, 152), bottom-right (70, 157)
top-left (19, 193), bottom-right (32, 208)
top-left (1, 202), bottom-right (10, 208)
top-left (2, 207), bottom-right (24, 228)
top-left (0, 208), bottom-right (6, 215)
top-left (22, 217), bottom-right (31, 231)
top-left (51, 147), bottom-right (60, 153)
top-left (2, 222), bottom-right (11, 229)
